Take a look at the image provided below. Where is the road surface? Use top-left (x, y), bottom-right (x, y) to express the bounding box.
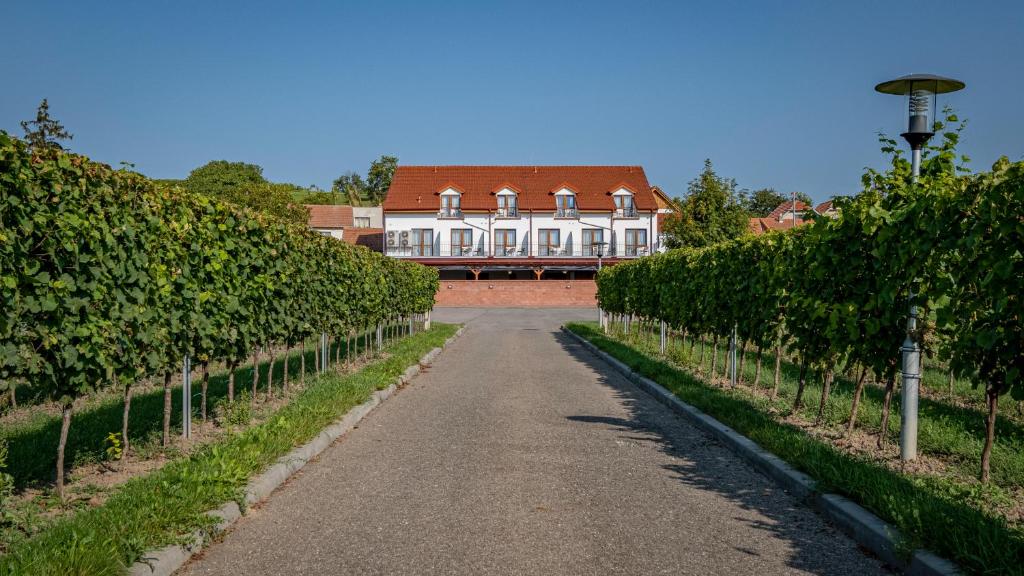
top-left (180, 308), bottom-right (884, 575)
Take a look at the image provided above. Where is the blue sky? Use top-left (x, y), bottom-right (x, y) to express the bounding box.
top-left (2, 1), bottom-right (1021, 202)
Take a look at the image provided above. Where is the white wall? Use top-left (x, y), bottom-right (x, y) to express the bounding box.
top-left (312, 227), bottom-right (344, 239)
top-left (384, 211), bottom-right (656, 256)
top-left (352, 206), bottom-right (383, 227)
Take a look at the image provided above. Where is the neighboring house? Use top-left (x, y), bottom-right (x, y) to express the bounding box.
top-left (382, 166), bottom-right (660, 280)
top-left (306, 204), bottom-right (384, 250)
top-left (352, 205), bottom-right (383, 228)
top-left (815, 199), bottom-right (839, 218)
top-left (748, 198), bottom-right (841, 235)
top-left (651, 185), bottom-right (676, 253)
top-left (306, 205), bottom-right (353, 239)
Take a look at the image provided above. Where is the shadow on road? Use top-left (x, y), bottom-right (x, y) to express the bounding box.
top-left (553, 330), bottom-right (881, 576)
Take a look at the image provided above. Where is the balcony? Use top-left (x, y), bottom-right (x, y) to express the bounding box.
top-left (555, 207), bottom-right (578, 219)
top-left (495, 207), bottom-right (519, 218)
top-left (385, 242), bottom-right (651, 259)
top-left (437, 207), bottom-right (463, 219)
top-left (615, 206), bottom-right (638, 218)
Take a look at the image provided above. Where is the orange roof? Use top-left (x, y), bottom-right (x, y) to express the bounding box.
top-left (768, 200), bottom-right (811, 221)
top-left (748, 216), bottom-right (810, 235)
top-left (815, 200), bottom-right (835, 213)
top-left (342, 227), bottom-right (383, 251)
top-left (306, 205), bottom-right (353, 229)
top-left (383, 166), bottom-right (657, 212)
top-left (651, 185), bottom-right (674, 210)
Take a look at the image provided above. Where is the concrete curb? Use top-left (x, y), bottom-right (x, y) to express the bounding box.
top-left (561, 326), bottom-right (960, 576)
top-left (129, 325), bottom-right (465, 576)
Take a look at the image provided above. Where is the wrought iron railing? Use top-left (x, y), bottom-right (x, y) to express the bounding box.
top-left (384, 242), bottom-right (652, 258)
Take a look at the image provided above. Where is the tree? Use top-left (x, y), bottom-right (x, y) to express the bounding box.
top-left (20, 99), bottom-right (73, 151)
top-left (744, 188), bottom-right (787, 217)
top-left (366, 155), bottom-right (398, 205)
top-left (332, 171), bottom-right (367, 206)
top-left (662, 159), bottom-right (748, 249)
top-left (218, 182), bottom-right (310, 225)
top-left (183, 161), bottom-right (266, 198)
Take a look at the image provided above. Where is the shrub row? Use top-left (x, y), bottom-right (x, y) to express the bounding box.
top-left (597, 157), bottom-right (1024, 483)
top-left (0, 132), bottom-right (438, 497)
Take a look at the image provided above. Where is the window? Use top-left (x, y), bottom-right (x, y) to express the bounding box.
top-left (412, 229), bottom-right (433, 256)
top-left (451, 229), bottom-right (473, 256)
top-left (614, 194), bottom-right (636, 217)
top-left (494, 229), bottom-right (517, 256)
top-left (354, 217), bottom-right (371, 228)
top-left (440, 192), bottom-right (462, 218)
top-left (497, 194), bottom-right (518, 217)
top-left (538, 229), bottom-right (561, 256)
top-left (582, 229), bottom-right (604, 256)
top-left (625, 229), bottom-right (648, 256)
top-left (555, 194), bottom-right (577, 218)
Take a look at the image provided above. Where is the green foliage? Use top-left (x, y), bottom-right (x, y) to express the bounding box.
top-left (568, 323), bottom-right (1024, 576)
top-left (744, 188), bottom-right (788, 217)
top-left (0, 438), bottom-right (12, 508)
top-left (0, 130), bottom-right (438, 493)
top-left (661, 159), bottom-right (748, 249)
top-left (216, 391), bottom-right (253, 427)
top-left (331, 154), bottom-right (399, 206)
top-left (103, 433), bottom-right (122, 462)
top-left (183, 160), bottom-right (266, 197)
top-left (20, 99), bottom-right (73, 151)
top-left (0, 324), bottom-right (456, 575)
top-left (365, 155), bottom-right (398, 205)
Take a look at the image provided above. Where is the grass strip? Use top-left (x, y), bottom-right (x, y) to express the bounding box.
top-left (0, 323), bottom-right (457, 576)
top-left (567, 322), bottom-right (1024, 576)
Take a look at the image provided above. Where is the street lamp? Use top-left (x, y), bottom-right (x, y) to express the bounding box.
top-left (875, 74), bottom-right (965, 178)
top-left (875, 73), bottom-right (965, 462)
top-left (594, 241), bottom-right (608, 330)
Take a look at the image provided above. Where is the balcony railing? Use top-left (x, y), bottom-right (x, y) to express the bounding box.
top-left (555, 207), bottom-right (578, 218)
top-left (385, 242), bottom-right (651, 258)
top-left (437, 207), bottom-right (463, 218)
top-left (495, 207), bottom-right (519, 218)
top-left (615, 206), bottom-right (638, 218)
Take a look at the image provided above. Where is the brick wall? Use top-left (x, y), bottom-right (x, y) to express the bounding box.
top-left (435, 280), bottom-right (597, 308)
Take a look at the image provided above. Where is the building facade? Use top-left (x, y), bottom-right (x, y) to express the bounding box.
top-left (382, 166), bottom-right (660, 281)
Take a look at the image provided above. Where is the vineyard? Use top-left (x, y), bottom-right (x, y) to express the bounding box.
top-left (590, 155), bottom-right (1024, 573)
top-left (0, 131), bottom-right (440, 572)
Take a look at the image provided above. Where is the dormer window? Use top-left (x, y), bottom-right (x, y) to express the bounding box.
top-left (439, 187), bottom-right (462, 218)
top-left (495, 187), bottom-right (519, 218)
top-left (612, 188), bottom-right (637, 218)
top-left (554, 188), bottom-right (577, 218)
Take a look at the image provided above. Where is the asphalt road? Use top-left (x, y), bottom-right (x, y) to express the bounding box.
top-left (179, 308), bottom-right (885, 575)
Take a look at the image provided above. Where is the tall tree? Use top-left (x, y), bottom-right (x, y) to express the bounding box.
top-left (20, 99), bottom-right (73, 151)
top-left (662, 159), bottom-right (748, 249)
top-left (365, 155), bottom-right (398, 205)
top-left (332, 171), bottom-right (366, 206)
top-left (744, 188), bottom-right (788, 217)
top-left (183, 161), bottom-right (266, 197)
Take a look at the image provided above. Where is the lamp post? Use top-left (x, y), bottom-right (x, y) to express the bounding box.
top-left (875, 73), bottom-right (964, 462)
top-left (595, 241), bottom-right (607, 330)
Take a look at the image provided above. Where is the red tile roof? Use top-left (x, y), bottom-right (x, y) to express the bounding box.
top-left (306, 205), bottom-right (353, 229)
top-left (748, 216), bottom-right (809, 235)
top-left (767, 200), bottom-right (811, 221)
top-left (342, 227), bottom-right (383, 251)
top-left (815, 200), bottom-right (835, 213)
top-left (383, 166), bottom-right (657, 212)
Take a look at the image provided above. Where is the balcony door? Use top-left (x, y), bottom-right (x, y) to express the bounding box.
top-left (582, 229), bottom-right (604, 256)
top-left (412, 229), bottom-right (433, 256)
top-left (614, 194), bottom-right (635, 216)
top-left (538, 229), bottom-right (560, 256)
top-left (451, 228), bottom-right (473, 256)
top-left (625, 229), bottom-right (647, 256)
top-left (494, 229), bottom-right (517, 256)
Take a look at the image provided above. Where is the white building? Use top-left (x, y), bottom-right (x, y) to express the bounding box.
top-left (382, 166), bottom-right (660, 280)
